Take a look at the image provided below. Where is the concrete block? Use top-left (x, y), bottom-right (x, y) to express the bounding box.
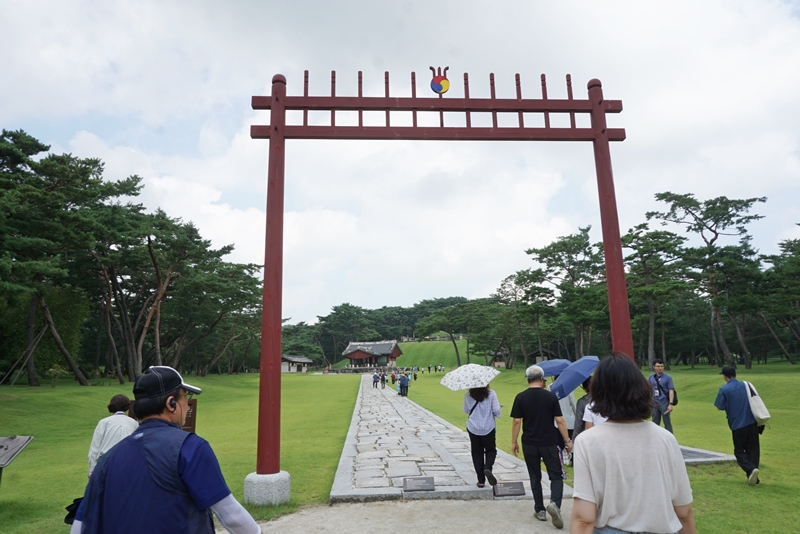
top-left (243, 471), bottom-right (290, 505)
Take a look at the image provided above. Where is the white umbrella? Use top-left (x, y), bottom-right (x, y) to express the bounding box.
top-left (440, 364), bottom-right (501, 391)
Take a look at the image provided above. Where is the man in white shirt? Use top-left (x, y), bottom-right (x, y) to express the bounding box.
top-left (87, 394), bottom-right (138, 477)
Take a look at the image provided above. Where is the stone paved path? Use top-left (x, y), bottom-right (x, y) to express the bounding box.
top-left (330, 374), bottom-right (574, 502)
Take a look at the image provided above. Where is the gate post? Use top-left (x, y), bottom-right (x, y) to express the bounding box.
top-left (244, 74), bottom-right (290, 505)
top-left (588, 79), bottom-right (635, 361)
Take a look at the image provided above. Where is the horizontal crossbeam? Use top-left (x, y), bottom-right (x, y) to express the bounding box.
top-left (251, 95), bottom-right (623, 114)
top-left (250, 125), bottom-right (626, 142)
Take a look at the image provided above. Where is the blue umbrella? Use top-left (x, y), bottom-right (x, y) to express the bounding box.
top-left (537, 359), bottom-right (571, 378)
top-left (550, 356), bottom-right (600, 400)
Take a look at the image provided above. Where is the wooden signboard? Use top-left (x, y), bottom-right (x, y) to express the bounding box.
top-left (182, 398), bottom-right (197, 433)
top-left (403, 476), bottom-right (435, 491)
top-left (127, 399), bottom-right (197, 433)
top-left (493, 481), bottom-right (526, 497)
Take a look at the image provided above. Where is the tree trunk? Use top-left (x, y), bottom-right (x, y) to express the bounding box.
top-left (94, 309), bottom-right (105, 377)
top-left (25, 294), bottom-right (41, 386)
top-left (759, 312), bottom-right (795, 364)
top-left (109, 270), bottom-right (138, 379)
top-left (515, 318), bottom-right (528, 369)
top-left (647, 295), bottom-right (657, 368)
top-left (658, 304), bottom-right (669, 370)
top-left (726, 309), bottom-right (753, 369)
top-left (38, 295), bottom-right (88, 386)
top-left (449, 330), bottom-right (462, 367)
top-left (710, 304), bottom-right (722, 366)
top-left (201, 332), bottom-right (241, 377)
top-left (714, 305), bottom-right (734, 366)
top-left (586, 326), bottom-right (593, 356)
top-left (536, 317), bottom-right (543, 358)
top-left (104, 304), bottom-right (125, 384)
top-left (154, 300), bottom-right (163, 366)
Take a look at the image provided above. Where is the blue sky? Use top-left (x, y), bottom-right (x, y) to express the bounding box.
top-left (2, 0), bottom-right (799, 323)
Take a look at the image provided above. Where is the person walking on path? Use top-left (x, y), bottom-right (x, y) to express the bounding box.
top-left (71, 366), bottom-right (261, 534)
top-left (87, 394), bottom-right (139, 478)
top-left (380, 372), bottom-right (386, 389)
top-left (373, 372), bottom-right (380, 389)
top-left (648, 359), bottom-right (675, 433)
top-left (511, 364), bottom-right (572, 529)
top-left (463, 386), bottom-right (502, 488)
top-left (570, 354), bottom-right (695, 534)
top-left (715, 365), bottom-right (761, 485)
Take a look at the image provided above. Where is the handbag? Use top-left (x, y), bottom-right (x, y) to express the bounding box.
top-left (744, 381), bottom-right (770, 426)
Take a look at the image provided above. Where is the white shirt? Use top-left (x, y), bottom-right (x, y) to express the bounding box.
top-left (573, 421), bottom-right (693, 533)
top-left (88, 412), bottom-right (139, 476)
top-left (582, 401), bottom-right (608, 427)
top-left (463, 389), bottom-right (502, 436)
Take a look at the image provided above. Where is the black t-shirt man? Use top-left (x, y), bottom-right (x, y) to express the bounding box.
top-left (510, 387), bottom-right (563, 447)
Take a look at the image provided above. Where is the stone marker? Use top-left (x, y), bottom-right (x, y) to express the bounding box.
top-left (403, 476), bottom-right (435, 491)
top-left (494, 481), bottom-right (526, 497)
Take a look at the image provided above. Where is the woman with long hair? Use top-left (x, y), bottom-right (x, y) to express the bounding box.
top-left (570, 354), bottom-right (696, 534)
top-left (463, 386), bottom-right (502, 488)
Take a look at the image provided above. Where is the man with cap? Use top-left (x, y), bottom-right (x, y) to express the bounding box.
top-left (715, 365), bottom-right (761, 485)
top-left (71, 366), bottom-right (261, 534)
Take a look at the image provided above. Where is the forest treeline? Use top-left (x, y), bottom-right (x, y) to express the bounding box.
top-left (288, 194), bottom-right (800, 371)
top-left (0, 130), bottom-right (263, 386)
top-left (2, 129), bottom-right (799, 387)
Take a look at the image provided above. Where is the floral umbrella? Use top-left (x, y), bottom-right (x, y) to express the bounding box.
top-left (440, 364), bottom-right (501, 391)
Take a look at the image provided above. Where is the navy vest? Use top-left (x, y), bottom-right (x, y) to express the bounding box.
top-left (79, 418), bottom-right (214, 534)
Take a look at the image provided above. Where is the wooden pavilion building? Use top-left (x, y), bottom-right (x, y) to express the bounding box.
top-left (342, 340), bottom-right (402, 368)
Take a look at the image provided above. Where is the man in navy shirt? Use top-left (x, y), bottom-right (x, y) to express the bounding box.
top-left (714, 365), bottom-right (760, 485)
top-left (648, 359), bottom-right (675, 433)
top-left (71, 366), bottom-right (261, 534)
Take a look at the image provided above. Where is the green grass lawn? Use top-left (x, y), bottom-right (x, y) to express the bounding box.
top-left (1, 348), bottom-right (797, 534)
top-left (0, 373), bottom-right (360, 534)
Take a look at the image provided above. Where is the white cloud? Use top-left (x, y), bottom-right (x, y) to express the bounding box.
top-left (3, 0), bottom-right (800, 322)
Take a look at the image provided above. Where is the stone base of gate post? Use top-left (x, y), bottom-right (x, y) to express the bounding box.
top-left (244, 471), bottom-right (291, 505)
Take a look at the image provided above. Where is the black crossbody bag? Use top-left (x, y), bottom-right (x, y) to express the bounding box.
top-left (654, 373), bottom-right (678, 406)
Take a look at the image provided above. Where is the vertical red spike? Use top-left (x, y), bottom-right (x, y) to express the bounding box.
top-left (464, 73), bottom-right (471, 128)
top-left (541, 74), bottom-right (550, 129)
top-left (515, 73), bottom-right (523, 128)
top-left (411, 72), bottom-right (417, 128)
top-left (331, 71), bottom-right (336, 127)
top-left (358, 71), bottom-right (363, 127)
top-left (490, 73), bottom-right (498, 129)
top-left (567, 74), bottom-right (576, 128)
top-left (385, 71), bottom-right (390, 127)
top-left (303, 70), bottom-right (309, 126)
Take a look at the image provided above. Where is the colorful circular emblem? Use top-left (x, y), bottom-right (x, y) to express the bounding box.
top-left (429, 66), bottom-right (450, 95)
top-left (430, 75), bottom-right (450, 94)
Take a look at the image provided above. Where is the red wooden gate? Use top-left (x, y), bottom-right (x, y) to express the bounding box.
top-left (251, 70), bottom-right (633, 475)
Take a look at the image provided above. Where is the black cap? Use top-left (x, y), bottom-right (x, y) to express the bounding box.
top-left (133, 366), bottom-right (202, 400)
top-left (720, 365), bottom-right (736, 378)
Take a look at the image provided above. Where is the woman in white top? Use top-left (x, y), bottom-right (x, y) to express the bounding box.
top-left (462, 386), bottom-right (502, 488)
top-left (570, 354), bottom-right (696, 534)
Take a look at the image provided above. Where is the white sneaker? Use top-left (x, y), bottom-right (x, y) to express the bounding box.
top-left (748, 468), bottom-right (760, 485)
